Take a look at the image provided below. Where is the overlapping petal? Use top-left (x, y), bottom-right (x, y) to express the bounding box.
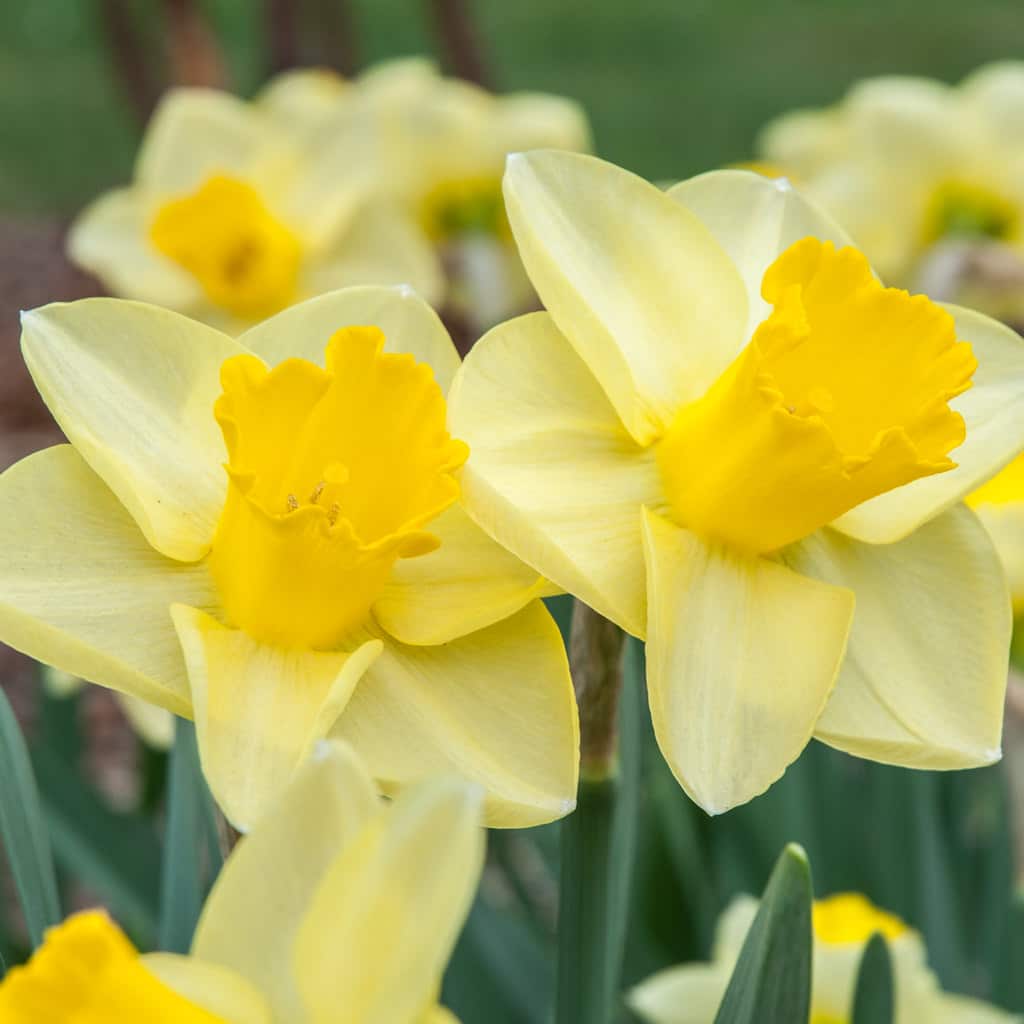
top-left (834, 305), bottom-right (1024, 543)
top-left (172, 605), bottom-right (383, 830)
top-left (192, 742), bottom-right (379, 1021)
top-left (21, 299), bottom-right (244, 561)
top-left (627, 965), bottom-right (730, 1024)
top-left (449, 312), bottom-right (659, 637)
top-left (374, 504), bottom-right (551, 645)
top-left (239, 285), bottom-right (459, 390)
top-left (642, 508), bottom-right (854, 814)
top-left (667, 169), bottom-right (855, 337)
top-left (0, 446), bottom-right (213, 716)
top-left (333, 601), bottom-right (578, 827)
top-left (785, 506), bottom-right (1008, 768)
top-left (142, 955), bottom-right (273, 1024)
top-left (503, 150), bottom-right (748, 444)
top-left (292, 777), bottom-right (484, 1024)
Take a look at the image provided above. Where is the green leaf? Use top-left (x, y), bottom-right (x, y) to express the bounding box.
top-left (159, 718), bottom-right (222, 953)
top-left (31, 744), bottom-right (161, 947)
top-left (851, 933), bottom-right (895, 1024)
top-left (0, 687), bottom-right (60, 948)
top-left (713, 843), bottom-right (813, 1024)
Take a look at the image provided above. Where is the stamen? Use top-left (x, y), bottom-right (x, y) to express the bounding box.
top-left (309, 480), bottom-right (326, 504)
top-left (327, 502), bottom-right (341, 526)
top-left (286, 493), bottom-right (299, 511)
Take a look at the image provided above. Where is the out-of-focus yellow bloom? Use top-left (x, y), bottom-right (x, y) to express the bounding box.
top-left (450, 154), bottom-right (1024, 813)
top-left (629, 893), bottom-right (1017, 1023)
top-left (68, 88), bottom-right (442, 332)
top-left (757, 63), bottom-right (1024, 288)
top-left (259, 60), bottom-right (592, 329)
top-left (968, 455), bottom-right (1024, 611)
top-left (0, 741), bottom-right (483, 1023)
top-left (0, 285), bottom-right (578, 830)
top-left (42, 665), bottom-right (175, 750)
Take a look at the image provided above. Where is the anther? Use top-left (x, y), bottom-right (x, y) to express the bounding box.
top-left (327, 502), bottom-right (340, 526)
top-left (309, 480), bottom-right (325, 504)
top-left (286, 493), bottom-right (299, 511)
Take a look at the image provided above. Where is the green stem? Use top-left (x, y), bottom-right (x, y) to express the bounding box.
top-left (556, 601), bottom-right (627, 1024)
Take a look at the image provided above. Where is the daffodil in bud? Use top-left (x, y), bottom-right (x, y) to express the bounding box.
top-left (629, 893), bottom-right (1015, 1023)
top-left (0, 741), bottom-right (483, 1024)
top-left (757, 63), bottom-right (1024, 292)
top-left (0, 285), bottom-right (578, 830)
top-left (450, 154), bottom-right (1024, 813)
top-left (67, 88), bottom-right (443, 332)
top-left (276, 59), bottom-right (591, 330)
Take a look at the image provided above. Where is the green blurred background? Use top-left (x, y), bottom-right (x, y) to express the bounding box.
top-left (4, 0), bottom-right (1024, 216)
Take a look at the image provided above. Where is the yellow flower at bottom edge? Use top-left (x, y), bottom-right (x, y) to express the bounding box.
top-left (0, 741), bottom-right (482, 1023)
top-left (67, 87), bottom-right (443, 333)
top-left (628, 893), bottom-right (1018, 1024)
top-left (757, 63), bottom-right (1024, 288)
top-left (0, 284), bottom-right (578, 831)
top-left (449, 153), bottom-right (1024, 814)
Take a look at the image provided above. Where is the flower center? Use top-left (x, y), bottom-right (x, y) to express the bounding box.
top-left (419, 175), bottom-right (509, 242)
top-left (656, 237), bottom-right (976, 554)
top-left (922, 179), bottom-right (1019, 246)
top-left (209, 326), bottom-right (468, 649)
top-left (0, 911), bottom-right (226, 1021)
top-left (812, 893), bottom-right (908, 946)
top-left (150, 174), bottom-right (302, 320)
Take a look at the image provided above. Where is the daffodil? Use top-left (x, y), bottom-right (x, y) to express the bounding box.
top-left (292, 58), bottom-right (592, 330)
top-left (0, 740), bottom-right (483, 1023)
top-left (0, 284), bottom-right (578, 830)
top-left (449, 153), bottom-right (1024, 813)
top-left (43, 665), bottom-right (175, 750)
top-left (758, 63), bottom-right (1024, 294)
top-left (67, 87), bottom-right (442, 333)
top-left (967, 456), bottom-right (1024, 612)
top-left (629, 893), bottom-right (1017, 1024)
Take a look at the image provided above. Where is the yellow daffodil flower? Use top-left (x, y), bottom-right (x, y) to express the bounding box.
top-left (0, 740), bottom-right (483, 1023)
top-left (449, 153), bottom-right (1024, 813)
top-left (273, 59), bottom-right (592, 330)
top-left (0, 284), bottom-right (578, 830)
top-left (629, 893), bottom-right (1017, 1024)
top-left (42, 664), bottom-right (175, 750)
top-left (67, 87), bottom-right (442, 333)
top-left (757, 63), bottom-right (1024, 289)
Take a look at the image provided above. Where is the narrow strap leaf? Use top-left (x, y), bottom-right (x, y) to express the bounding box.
top-left (713, 843), bottom-right (813, 1024)
top-left (0, 687), bottom-right (60, 948)
top-left (851, 932), bottom-right (895, 1024)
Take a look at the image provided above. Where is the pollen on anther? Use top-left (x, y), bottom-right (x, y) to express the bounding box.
top-left (286, 493), bottom-right (299, 511)
top-left (309, 480), bottom-right (325, 504)
top-left (327, 502), bottom-right (340, 526)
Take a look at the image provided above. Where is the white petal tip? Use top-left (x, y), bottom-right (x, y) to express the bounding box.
top-left (773, 175), bottom-right (794, 192)
top-left (311, 738), bottom-right (335, 762)
top-left (506, 151), bottom-right (525, 167)
top-left (397, 283), bottom-right (417, 299)
top-left (560, 796), bottom-right (577, 815)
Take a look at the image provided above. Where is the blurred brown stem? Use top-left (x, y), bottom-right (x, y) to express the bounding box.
top-left (313, 0), bottom-right (359, 76)
top-left (98, 0), bottom-right (163, 124)
top-left (570, 601), bottom-right (625, 780)
top-left (165, 0), bottom-right (229, 88)
top-left (267, 0), bottom-right (301, 73)
top-left (428, 0), bottom-right (492, 88)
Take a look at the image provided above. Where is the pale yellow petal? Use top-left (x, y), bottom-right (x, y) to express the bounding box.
top-left (141, 954), bottom-right (272, 1024)
top-left (961, 61), bottom-right (1024, 138)
top-left (256, 67), bottom-right (349, 127)
top-left (627, 965), bottom-right (731, 1024)
top-left (374, 504), bottom-right (549, 645)
top-left (974, 502), bottom-right (1024, 610)
top-left (301, 200), bottom-right (444, 309)
top-left (449, 312), bottom-right (659, 637)
top-left (757, 107), bottom-right (844, 178)
top-left (192, 740), bottom-right (379, 1022)
top-left (0, 446), bottom-right (214, 717)
top-left (494, 93), bottom-right (592, 155)
top-left (642, 508), bottom-right (854, 814)
top-left (171, 605), bottom-right (382, 831)
top-left (292, 777), bottom-right (484, 1024)
top-left (711, 896), bottom-right (759, 961)
top-left (930, 992), bottom-right (1021, 1023)
top-left (502, 150), bottom-right (748, 444)
top-left (117, 694), bottom-right (176, 749)
top-left (66, 188), bottom-right (202, 309)
top-left (785, 506), bottom-right (1009, 768)
top-left (136, 88), bottom-right (268, 197)
top-left (421, 1008), bottom-right (460, 1024)
top-left (667, 169), bottom-right (855, 337)
top-left (835, 305), bottom-right (1024, 543)
top-left (21, 299), bottom-right (244, 561)
top-left (334, 601), bottom-right (579, 827)
top-left (239, 284), bottom-right (459, 391)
